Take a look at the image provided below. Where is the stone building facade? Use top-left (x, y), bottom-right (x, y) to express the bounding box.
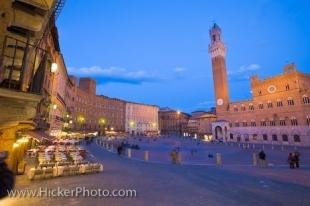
top-left (185, 111), bottom-right (216, 140)
top-left (125, 102), bottom-right (159, 135)
top-left (209, 24), bottom-right (310, 146)
top-left (0, 0), bottom-right (65, 170)
top-left (67, 78), bottom-right (126, 135)
top-left (158, 107), bottom-right (190, 136)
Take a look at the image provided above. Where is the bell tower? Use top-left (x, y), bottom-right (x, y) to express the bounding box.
top-left (209, 23), bottom-right (229, 111)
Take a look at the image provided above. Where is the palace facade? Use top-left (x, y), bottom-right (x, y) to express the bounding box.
top-left (209, 24), bottom-right (310, 146)
top-left (125, 102), bottom-right (159, 135)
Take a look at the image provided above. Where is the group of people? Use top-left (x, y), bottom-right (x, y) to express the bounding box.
top-left (288, 151), bottom-right (300, 169)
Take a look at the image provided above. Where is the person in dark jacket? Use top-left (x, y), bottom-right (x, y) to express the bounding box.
top-left (258, 150), bottom-right (266, 167)
top-left (288, 153), bottom-right (295, 169)
top-left (294, 151), bottom-right (300, 168)
top-left (0, 151), bottom-right (15, 199)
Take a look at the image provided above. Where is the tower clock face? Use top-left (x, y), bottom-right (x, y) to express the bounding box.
top-left (267, 85), bottom-right (277, 93)
top-left (217, 98), bottom-right (224, 106)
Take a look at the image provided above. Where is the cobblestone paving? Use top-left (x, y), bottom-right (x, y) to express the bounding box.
top-left (1, 142), bottom-right (309, 206)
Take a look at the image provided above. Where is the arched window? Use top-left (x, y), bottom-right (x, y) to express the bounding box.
top-left (267, 101), bottom-right (273, 108)
top-left (307, 115), bottom-right (310, 126)
top-left (250, 120), bottom-right (256, 127)
top-left (290, 117), bottom-right (298, 126)
top-left (302, 95), bottom-right (310, 104)
top-left (261, 119), bottom-right (266, 126)
top-left (285, 84), bottom-right (290, 91)
top-left (249, 103), bottom-right (254, 110)
top-left (234, 121), bottom-right (240, 127)
top-left (282, 134), bottom-right (288, 142)
top-left (241, 104), bottom-right (246, 111)
top-left (263, 134), bottom-right (268, 141)
top-left (279, 119), bottom-right (286, 126)
top-left (269, 119), bottom-right (276, 126)
top-left (242, 121), bottom-right (247, 127)
top-left (287, 97), bottom-right (294, 106)
top-left (272, 134), bottom-right (278, 141)
top-left (258, 102), bottom-right (264, 109)
top-left (293, 135), bottom-right (301, 142)
top-left (233, 105), bottom-right (238, 112)
top-left (276, 99), bottom-right (283, 107)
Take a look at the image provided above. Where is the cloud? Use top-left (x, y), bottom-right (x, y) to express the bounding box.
top-left (228, 64), bottom-right (260, 75)
top-left (228, 64), bottom-right (261, 82)
top-left (197, 100), bottom-right (215, 106)
top-left (68, 66), bottom-right (162, 85)
top-left (174, 67), bottom-right (187, 73)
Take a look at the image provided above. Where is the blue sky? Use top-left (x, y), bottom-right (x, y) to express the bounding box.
top-left (57, 0), bottom-right (310, 113)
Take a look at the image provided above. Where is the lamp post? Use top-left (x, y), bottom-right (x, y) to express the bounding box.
top-left (176, 110), bottom-right (181, 136)
top-left (77, 115), bottom-right (85, 137)
top-left (129, 120), bottom-right (135, 136)
top-left (98, 117), bottom-right (106, 136)
top-left (49, 62), bottom-right (58, 133)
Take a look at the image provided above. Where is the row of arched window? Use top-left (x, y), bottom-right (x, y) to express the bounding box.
top-left (232, 95), bottom-right (310, 112)
top-left (231, 116), bottom-right (310, 127)
top-left (230, 133), bottom-right (301, 143)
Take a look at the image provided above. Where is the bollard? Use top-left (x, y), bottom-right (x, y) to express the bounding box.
top-left (144, 151), bottom-right (149, 161)
top-left (271, 145), bottom-right (274, 150)
top-left (127, 148), bottom-right (132, 158)
top-left (178, 152), bottom-right (182, 164)
top-left (252, 144), bottom-right (255, 149)
top-left (216, 153), bottom-right (222, 166)
top-left (253, 153), bottom-right (258, 166)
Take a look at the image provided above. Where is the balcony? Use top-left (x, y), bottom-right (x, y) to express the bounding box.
top-left (0, 35), bottom-right (48, 93)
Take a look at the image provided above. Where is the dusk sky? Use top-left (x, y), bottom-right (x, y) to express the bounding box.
top-left (57, 0), bottom-right (310, 113)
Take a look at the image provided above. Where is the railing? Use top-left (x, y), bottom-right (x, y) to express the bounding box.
top-left (0, 35), bottom-right (48, 94)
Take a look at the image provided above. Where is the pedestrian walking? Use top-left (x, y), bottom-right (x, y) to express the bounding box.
top-left (294, 151), bottom-right (300, 168)
top-left (288, 153), bottom-right (295, 169)
top-left (258, 150), bottom-right (267, 167)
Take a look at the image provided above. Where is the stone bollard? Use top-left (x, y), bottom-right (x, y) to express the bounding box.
top-left (271, 145), bottom-right (274, 150)
top-left (281, 145), bottom-right (284, 151)
top-left (253, 153), bottom-right (258, 166)
top-left (144, 151), bottom-right (149, 161)
top-left (252, 144), bottom-right (255, 149)
top-left (127, 148), bottom-right (132, 158)
top-left (178, 152), bottom-right (182, 164)
top-left (216, 153), bottom-right (222, 166)
top-left (238, 143), bottom-right (241, 147)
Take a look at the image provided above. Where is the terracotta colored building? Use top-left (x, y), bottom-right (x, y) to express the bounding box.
top-left (158, 107), bottom-right (190, 136)
top-left (69, 78), bottom-right (126, 135)
top-left (125, 102), bottom-right (159, 135)
top-left (209, 24), bottom-right (310, 146)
